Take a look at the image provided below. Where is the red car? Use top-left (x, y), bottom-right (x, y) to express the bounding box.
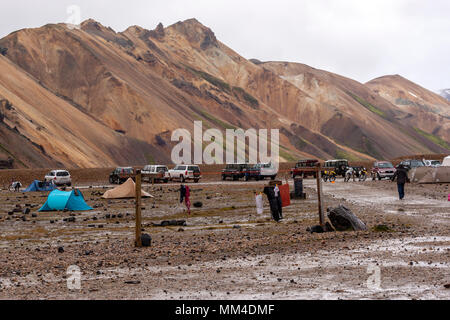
top-left (371, 161), bottom-right (396, 180)
top-left (291, 159), bottom-right (319, 178)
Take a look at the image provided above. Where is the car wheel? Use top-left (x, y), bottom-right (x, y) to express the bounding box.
top-left (194, 179), bottom-right (200, 183)
top-left (180, 176), bottom-right (185, 183)
top-left (245, 175), bottom-right (249, 182)
top-left (67, 182), bottom-right (72, 187)
top-left (164, 179), bottom-right (169, 184)
top-left (222, 175), bottom-right (226, 181)
top-left (377, 173), bottom-right (382, 181)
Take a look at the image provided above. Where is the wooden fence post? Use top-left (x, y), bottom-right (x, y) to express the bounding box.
top-left (135, 170), bottom-right (142, 247)
top-left (316, 164), bottom-right (325, 226)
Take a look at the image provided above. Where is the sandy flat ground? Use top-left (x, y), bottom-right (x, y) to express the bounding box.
top-left (0, 177), bottom-right (449, 300)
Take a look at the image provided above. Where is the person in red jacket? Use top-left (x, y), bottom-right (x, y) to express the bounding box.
top-left (185, 185), bottom-right (191, 215)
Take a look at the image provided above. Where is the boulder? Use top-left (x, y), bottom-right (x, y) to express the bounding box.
top-left (327, 205), bottom-right (367, 231)
top-left (193, 202), bottom-right (203, 208)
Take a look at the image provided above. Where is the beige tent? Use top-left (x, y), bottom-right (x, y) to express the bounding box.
top-left (102, 178), bottom-right (153, 199)
top-left (418, 167), bottom-right (450, 184)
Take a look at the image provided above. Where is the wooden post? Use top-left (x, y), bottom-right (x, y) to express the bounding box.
top-left (135, 170), bottom-right (142, 247)
top-left (316, 164), bottom-right (325, 226)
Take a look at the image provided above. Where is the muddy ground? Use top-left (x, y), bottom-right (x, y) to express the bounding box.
top-left (0, 176), bottom-right (448, 300)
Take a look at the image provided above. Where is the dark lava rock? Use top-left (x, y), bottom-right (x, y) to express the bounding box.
top-left (58, 247), bottom-right (64, 253)
top-left (327, 205), bottom-right (367, 231)
top-left (141, 234), bottom-right (152, 247)
top-left (193, 202), bottom-right (203, 208)
top-left (23, 208), bottom-right (31, 215)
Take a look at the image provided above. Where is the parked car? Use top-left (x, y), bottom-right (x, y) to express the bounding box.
top-left (371, 161), bottom-right (396, 180)
top-left (291, 159), bottom-right (319, 179)
top-left (45, 170), bottom-right (72, 186)
top-left (109, 167), bottom-right (135, 184)
top-left (142, 165), bottom-right (169, 183)
top-left (222, 163), bottom-right (250, 181)
top-left (244, 163), bottom-right (278, 181)
top-left (397, 159), bottom-right (425, 171)
top-left (323, 159), bottom-right (349, 178)
top-left (424, 160), bottom-right (441, 168)
top-left (168, 165), bottom-right (201, 183)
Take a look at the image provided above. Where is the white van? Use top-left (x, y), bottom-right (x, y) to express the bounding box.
top-left (142, 165), bottom-right (170, 183)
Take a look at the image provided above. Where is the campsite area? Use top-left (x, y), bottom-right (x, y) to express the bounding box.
top-left (0, 171), bottom-right (449, 300)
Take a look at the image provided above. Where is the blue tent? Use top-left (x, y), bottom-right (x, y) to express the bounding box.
top-left (25, 180), bottom-right (57, 192)
top-left (39, 189), bottom-right (93, 212)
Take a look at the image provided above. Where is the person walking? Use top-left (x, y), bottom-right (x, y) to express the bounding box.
top-left (392, 164), bottom-right (409, 200)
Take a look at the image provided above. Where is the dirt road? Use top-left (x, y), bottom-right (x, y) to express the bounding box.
top-left (0, 178), bottom-right (448, 300)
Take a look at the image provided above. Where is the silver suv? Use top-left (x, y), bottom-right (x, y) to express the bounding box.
top-left (168, 165), bottom-right (202, 183)
top-left (45, 170), bottom-right (72, 186)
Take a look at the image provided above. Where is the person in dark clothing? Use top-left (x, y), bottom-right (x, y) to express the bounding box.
top-left (264, 186), bottom-right (281, 222)
top-left (392, 164), bottom-right (410, 200)
top-left (274, 185), bottom-right (283, 220)
top-left (180, 185), bottom-right (186, 203)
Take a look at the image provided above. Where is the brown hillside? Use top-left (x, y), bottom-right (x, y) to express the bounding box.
top-left (0, 19), bottom-right (448, 168)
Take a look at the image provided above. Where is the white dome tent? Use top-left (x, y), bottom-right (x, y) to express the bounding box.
top-left (442, 156), bottom-right (450, 167)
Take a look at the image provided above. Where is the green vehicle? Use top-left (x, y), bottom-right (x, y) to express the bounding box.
top-left (323, 159), bottom-right (349, 178)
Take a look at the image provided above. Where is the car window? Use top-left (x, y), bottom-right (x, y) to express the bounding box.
top-left (57, 171), bottom-right (69, 177)
top-left (174, 166), bottom-right (186, 171)
top-left (411, 160), bottom-right (424, 167)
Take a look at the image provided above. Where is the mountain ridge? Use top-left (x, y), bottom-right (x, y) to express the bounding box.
top-left (0, 18), bottom-right (448, 168)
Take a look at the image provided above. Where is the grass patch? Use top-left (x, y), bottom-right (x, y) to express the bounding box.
top-left (185, 66), bottom-right (231, 93)
top-left (232, 86), bottom-right (259, 109)
top-left (372, 225), bottom-right (392, 233)
top-left (347, 92), bottom-right (386, 118)
top-left (279, 146), bottom-right (298, 162)
top-left (335, 150), bottom-right (361, 162)
top-left (414, 127), bottom-right (450, 150)
top-left (197, 109), bottom-right (236, 130)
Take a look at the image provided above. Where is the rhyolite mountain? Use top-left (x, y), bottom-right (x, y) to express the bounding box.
top-left (0, 18), bottom-right (448, 168)
top-left (439, 89), bottom-right (450, 102)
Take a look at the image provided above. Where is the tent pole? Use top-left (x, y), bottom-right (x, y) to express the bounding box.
top-left (135, 170), bottom-right (142, 247)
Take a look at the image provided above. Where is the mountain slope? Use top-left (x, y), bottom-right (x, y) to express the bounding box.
top-left (366, 75), bottom-right (450, 147)
top-left (0, 19), bottom-right (447, 168)
top-left (261, 62), bottom-right (449, 157)
top-left (439, 89), bottom-right (450, 102)
top-left (0, 54), bottom-right (168, 168)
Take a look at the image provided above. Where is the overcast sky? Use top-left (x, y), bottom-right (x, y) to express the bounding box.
top-left (1, 0), bottom-right (448, 91)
